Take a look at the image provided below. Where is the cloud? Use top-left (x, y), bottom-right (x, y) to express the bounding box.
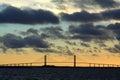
top-left (24, 36), bottom-right (49, 48)
top-left (51, 0), bottom-right (119, 14)
top-left (69, 22), bottom-right (120, 41)
top-left (51, 0), bottom-right (67, 10)
top-left (40, 26), bottom-right (65, 39)
top-left (0, 34), bottom-right (25, 48)
top-left (65, 41), bottom-right (76, 46)
top-left (0, 5), bottom-right (59, 24)
top-left (0, 34), bottom-right (49, 48)
top-left (106, 45), bottom-right (120, 53)
top-left (80, 42), bottom-right (90, 47)
top-left (71, 0), bottom-right (118, 8)
top-left (114, 45), bottom-right (120, 50)
top-left (94, 0), bottom-right (117, 8)
top-left (0, 46), bottom-right (7, 53)
top-left (68, 23), bottom-right (113, 41)
top-left (61, 8), bottom-right (120, 23)
top-left (33, 48), bottom-right (61, 53)
top-left (107, 23), bottom-right (120, 40)
top-left (20, 28), bottom-right (39, 36)
top-left (73, 0), bottom-right (118, 8)
top-left (27, 28), bottom-right (39, 35)
top-left (106, 47), bottom-right (119, 53)
top-left (61, 11), bottom-right (102, 22)
top-left (102, 9), bottom-right (120, 20)
top-left (69, 24), bottom-right (103, 35)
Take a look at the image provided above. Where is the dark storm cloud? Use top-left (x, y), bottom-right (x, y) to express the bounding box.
top-left (40, 26), bottom-right (65, 39)
top-left (61, 8), bottom-right (120, 22)
top-left (0, 5), bottom-right (59, 24)
top-left (0, 34), bottom-right (49, 48)
top-left (69, 23), bottom-right (112, 41)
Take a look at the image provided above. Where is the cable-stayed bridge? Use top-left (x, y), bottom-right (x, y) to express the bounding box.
top-left (0, 55), bottom-right (120, 67)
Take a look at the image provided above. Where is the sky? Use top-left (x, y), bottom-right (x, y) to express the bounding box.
top-left (0, 0), bottom-right (120, 66)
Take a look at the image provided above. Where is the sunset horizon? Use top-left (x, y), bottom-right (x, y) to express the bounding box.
top-left (0, 0), bottom-right (120, 66)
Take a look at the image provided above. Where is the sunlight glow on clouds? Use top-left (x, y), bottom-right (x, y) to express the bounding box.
top-left (0, 0), bottom-right (65, 14)
top-left (0, 0), bottom-right (120, 56)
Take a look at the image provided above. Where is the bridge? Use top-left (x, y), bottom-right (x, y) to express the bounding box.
top-left (0, 55), bottom-right (120, 67)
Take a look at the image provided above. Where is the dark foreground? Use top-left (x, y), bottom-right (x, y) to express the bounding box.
top-left (0, 66), bottom-right (120, 80)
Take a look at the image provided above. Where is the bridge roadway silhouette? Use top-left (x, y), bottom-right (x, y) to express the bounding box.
top-left (0, 55), bottom-right (120, 67)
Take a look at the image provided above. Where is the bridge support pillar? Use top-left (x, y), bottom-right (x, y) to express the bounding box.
top-left (74, 55), bottom-right (76, 67)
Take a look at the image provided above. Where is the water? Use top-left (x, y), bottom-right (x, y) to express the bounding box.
top-left (0, 67), bottom-right (120, 80)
